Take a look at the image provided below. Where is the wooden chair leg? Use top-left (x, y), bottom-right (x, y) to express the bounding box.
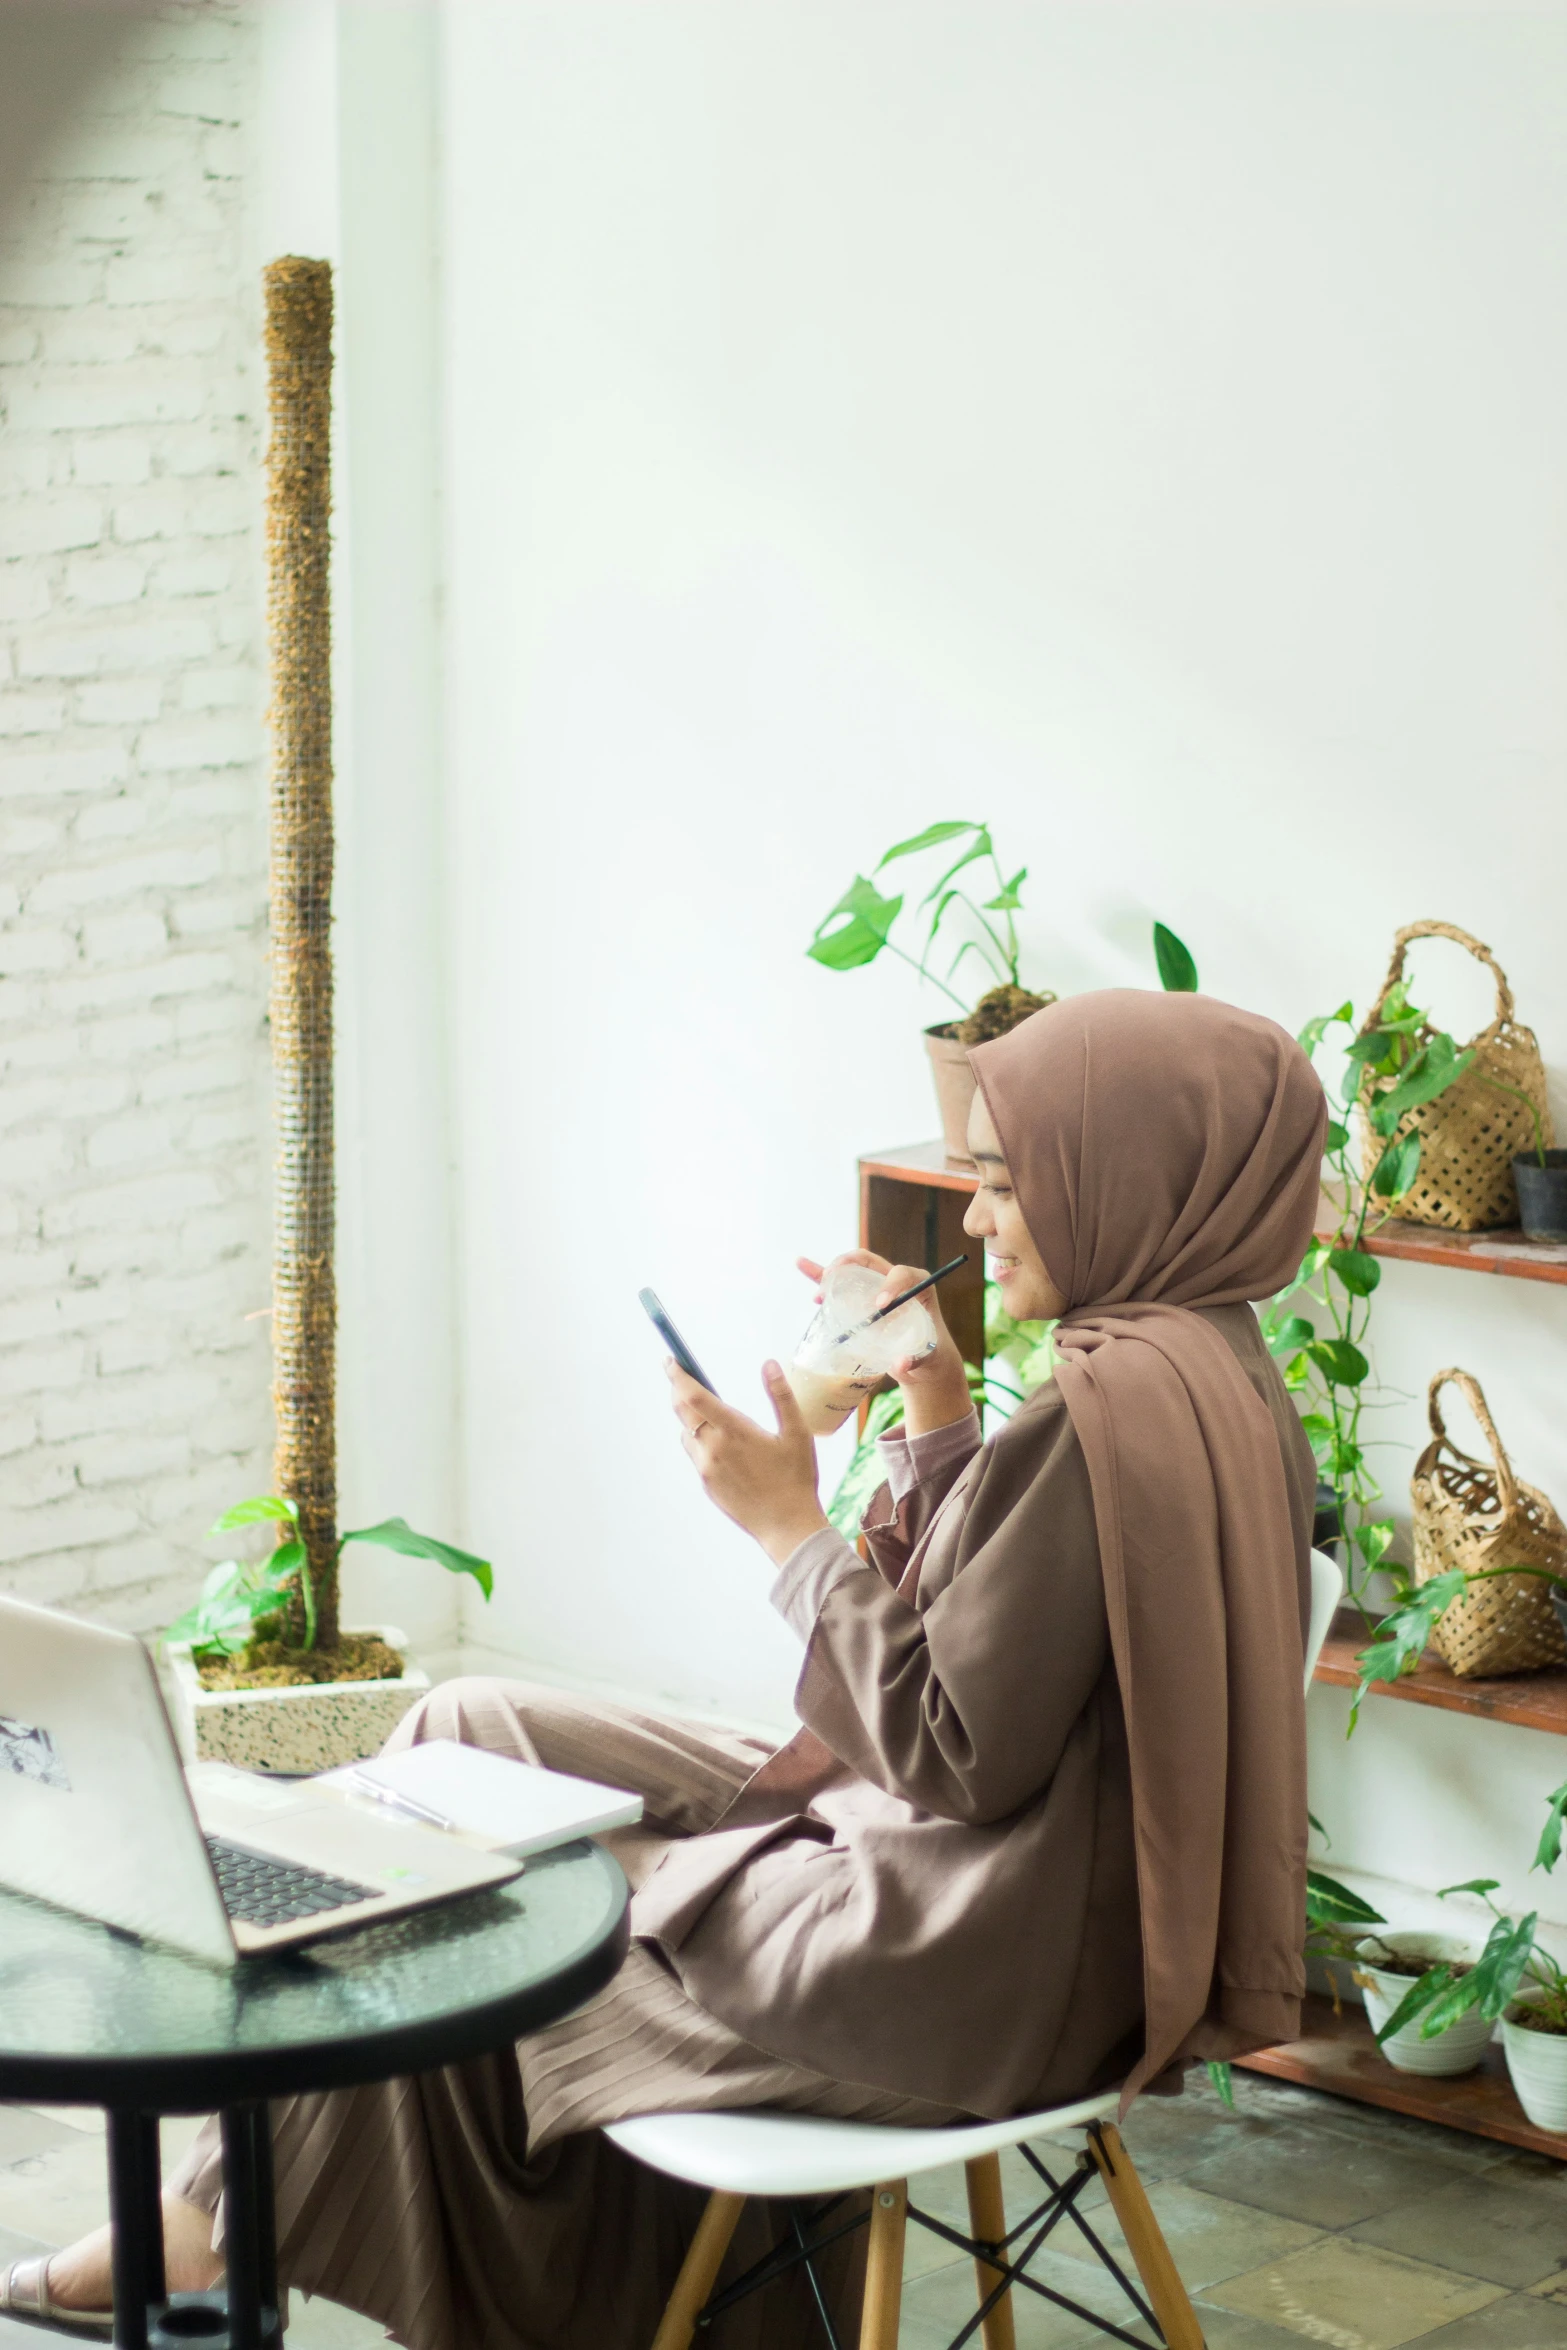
top-left (964, 2153), bottom-right (1017, 2350)
top-left (650, 2189), bottom-right (746, 2350)
top-left (1087, 2123), bottom-right (1205, 2350)
top-left (859, 2179), bottom-right (907, 2350)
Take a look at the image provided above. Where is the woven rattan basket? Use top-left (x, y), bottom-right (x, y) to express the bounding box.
top-left (1411, 1369), bottom-right (1567, 1678)
top-left (1358, 921), bottom-right (1552, 1232)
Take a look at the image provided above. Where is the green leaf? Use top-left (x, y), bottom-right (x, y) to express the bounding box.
top-left (1466, 1909), bottom-right (1539, 2023)
top-left (920, 834), bottom-right (993, 908)
top-left (1152, 922), bottom-right (1199, 993)
top-left (1205, 2059), bottom-right (1236, 2110)
top-left (826, 1388), bottom-right (907, 1536)
top-left (1306, 1338), bottom-right (1370, 1387)
top-left (1439, 1879), bottom-right (1502, 1899)
top-left (1351, 1569), bottom-right (1470, 1723)
top-left (1306, 1868), bottom-right (1385, 1929)
top-left (1352, 1519), bottom-right (1395, 1571)
top-left (876, 821), bottom-right (977, 866)
top-left (259, 1538), bottom-right (307, 1590)
top-left (339, 1517), bottom-right (494, 1601)
top-left (1414, 1967), bottom-right (1487, 2040)
top-left (1370, 1132), bottom-right (1422, 1200)
top-left (1298, 1004), bottom-right (1354, 1057)
top-left (208, 1494), bottom-right (297, 1536)
top-left (1327, 1247), bottom-right (1380, 1297)
top-left (1535, 1782), bottom-right (1567, 1876)
top-left (1266, 1313), bottom-right (1316, 1358)
top-left (808, 875), bottom-right (904, 971)
top-left (1374, 1965), bottom-right (1454, 2046)
top-left (1370, 1038), bottom-right (1475, 1135)
top-left (1324, 1119), bottom-right (1350, 1154)
top-left (982, 867), bottom-right (1027, 913)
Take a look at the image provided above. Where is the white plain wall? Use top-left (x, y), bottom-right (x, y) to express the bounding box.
top-left (436, 2), bottom-right (1567, 1919)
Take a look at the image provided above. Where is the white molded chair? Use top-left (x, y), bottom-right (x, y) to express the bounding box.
top-left (610, 1549), bottom-right (1344, 2350)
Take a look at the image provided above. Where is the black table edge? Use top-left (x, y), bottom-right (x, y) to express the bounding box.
top-left (0, 1846), bottom-right (631, 2111)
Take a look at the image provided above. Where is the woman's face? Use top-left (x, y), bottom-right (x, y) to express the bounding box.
top-left (962, 1092), bottom-right (1069, 1322)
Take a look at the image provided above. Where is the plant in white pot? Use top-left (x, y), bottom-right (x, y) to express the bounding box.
top-left (164, 1493), bottom-right (492, 1773)
top-left (1367, 1782), bottom-right (1567, 2127)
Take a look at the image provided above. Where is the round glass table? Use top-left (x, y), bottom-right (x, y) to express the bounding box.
top-left (0, 1844), bottom-right (629, 2350)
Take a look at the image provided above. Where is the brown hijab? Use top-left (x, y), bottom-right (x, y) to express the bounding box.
top-left (970, 989), bottom-right (1327, 2102)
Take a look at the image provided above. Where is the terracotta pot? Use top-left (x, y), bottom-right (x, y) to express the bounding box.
top-left (167, 1623), bottom-right (429, 1773)
top-left (924, 1025), bottom-right (977, 1166)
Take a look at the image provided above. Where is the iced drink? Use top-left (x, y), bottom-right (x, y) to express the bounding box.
top-left (789, 1263), bottom-right (938, 1438)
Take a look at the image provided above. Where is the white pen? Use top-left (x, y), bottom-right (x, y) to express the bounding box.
top-left (341, 1770), bottom-right (456, 1833)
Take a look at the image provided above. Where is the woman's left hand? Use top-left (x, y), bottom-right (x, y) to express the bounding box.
top-left (667, 1360), bottom-right (828, 1567)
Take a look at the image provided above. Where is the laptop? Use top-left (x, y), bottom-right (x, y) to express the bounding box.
top-left (0, 1594), bottom-right (522, 1967)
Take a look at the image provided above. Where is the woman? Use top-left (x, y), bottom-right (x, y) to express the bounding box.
top-left (21, 988), bottom-right (1324, 2349)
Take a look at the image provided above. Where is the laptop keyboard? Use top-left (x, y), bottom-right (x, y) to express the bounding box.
top-left (205, 1835), bottom-right (379, 1928)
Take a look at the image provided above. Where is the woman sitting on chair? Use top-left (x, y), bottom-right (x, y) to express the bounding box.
top-left (30, 988), bottom-right (1323, 2350)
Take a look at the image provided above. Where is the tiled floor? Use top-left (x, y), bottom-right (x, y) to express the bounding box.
top-left (1, 2070), bottom-right (1564, 2347)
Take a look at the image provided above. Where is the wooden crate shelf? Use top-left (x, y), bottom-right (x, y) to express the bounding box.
top-left (1236, 1995), bottom-right (1567, 2161)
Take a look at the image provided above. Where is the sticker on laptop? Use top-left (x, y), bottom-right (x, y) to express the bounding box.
top-left (0, 1715), bottom-right (70, 1792)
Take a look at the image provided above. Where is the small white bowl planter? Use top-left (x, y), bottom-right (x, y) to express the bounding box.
top-left (1353, 1933), bottom-right (1493, 2076)
top-left (167, 1624), bottom-right (429, 1774)
top-left (1502, 1992), bottom-right (1567, 2132)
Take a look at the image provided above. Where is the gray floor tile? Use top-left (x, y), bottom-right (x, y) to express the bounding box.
top-left (1184, 2121), bottom-right (1498, 2231)
top-left (1350, 2175), bottom-right (1567, 2292)
top-left (1415, 2297), bottom-right (1567, 2350)
top-left (1192, 2301), bottom-right (1334, 2350)
top-left (0, 2108), bottom-right (86, 2170)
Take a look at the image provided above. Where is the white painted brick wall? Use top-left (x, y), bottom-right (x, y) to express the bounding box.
top-left (0, 2), bottom-right (270, 1635)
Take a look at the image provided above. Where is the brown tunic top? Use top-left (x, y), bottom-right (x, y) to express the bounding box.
top-left (634, 1301), bottom-right (1315, 2120)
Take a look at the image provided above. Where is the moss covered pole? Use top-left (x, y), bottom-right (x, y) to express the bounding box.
top-left (263, 256), bottom-right (338, 1650)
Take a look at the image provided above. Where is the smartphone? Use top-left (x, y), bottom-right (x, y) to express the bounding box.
top-left (638, 1288), bottom-right (720, 1398)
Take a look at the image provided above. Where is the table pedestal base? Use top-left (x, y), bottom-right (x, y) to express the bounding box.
top-left (108, 2104), bottom-right (280, 2350)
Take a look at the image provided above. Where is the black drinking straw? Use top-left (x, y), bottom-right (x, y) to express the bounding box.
top-left (831, 1255), bottom-right (969, 1345)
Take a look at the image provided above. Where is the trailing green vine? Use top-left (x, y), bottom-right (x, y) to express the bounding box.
top-left (1261, 983), bottom-right (1474, 1624)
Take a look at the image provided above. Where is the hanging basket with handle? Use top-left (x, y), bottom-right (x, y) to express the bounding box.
top-left (1358, 920), bottom-right (1552, 1231)
top-left (1411, 1368), bottom-right (1567, 1679)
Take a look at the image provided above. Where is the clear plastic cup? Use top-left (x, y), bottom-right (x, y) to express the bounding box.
top-left (786, 1262), bottom-right (937, 1436)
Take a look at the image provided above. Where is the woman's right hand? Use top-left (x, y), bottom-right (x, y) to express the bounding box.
top-left (796, 1251), bottom-right (976, 1437)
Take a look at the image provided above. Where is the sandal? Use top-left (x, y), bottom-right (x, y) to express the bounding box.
top-left (0, 2255), bottom-right (113, 2339)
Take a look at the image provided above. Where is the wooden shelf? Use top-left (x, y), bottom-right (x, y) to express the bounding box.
top-left (1236, 1993), bottom-right (1567, 2161)
top-left (860, 1139), bottom-right (983, 1195)
top-left (1320, 1217), bottom-right (1567, 1288)
top-left (862, 1145), bottom-right (1567, 1285)
top-left (1313, 1614), bottom-right (1567, 1735)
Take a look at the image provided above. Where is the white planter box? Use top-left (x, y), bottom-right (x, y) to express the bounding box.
top-left (167, 1624), bottom-right (430, 1774)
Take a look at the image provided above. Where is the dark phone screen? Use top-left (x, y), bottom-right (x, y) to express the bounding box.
top-left (638, 1289), bottom-right (720, 1398)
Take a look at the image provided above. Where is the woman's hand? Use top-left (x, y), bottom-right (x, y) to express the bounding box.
top-left (796, 1251), bottom-right (975, 1438)
top-left (667, 1360), bottom-right (828, 1567)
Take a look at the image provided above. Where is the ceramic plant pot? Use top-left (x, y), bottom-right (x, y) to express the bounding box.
top-left (1503, 1992), bottom-right (1567, 2132)
top-left (1514, 1154), bottom-right (1567, 1243)
top-left (1353, 1933), bottom-right (1492, 2076)
top-left (167, 1624), bottom-right (429, 1774)
top-left (924, 1025), bottom-right (977, 1166)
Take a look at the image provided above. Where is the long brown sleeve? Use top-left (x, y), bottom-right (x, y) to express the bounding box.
top-left (794, 1387), bottom-right (1107, 1826)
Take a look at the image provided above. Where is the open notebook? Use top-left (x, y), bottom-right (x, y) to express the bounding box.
top-left (320, 1738), bottom-right (644, 1859)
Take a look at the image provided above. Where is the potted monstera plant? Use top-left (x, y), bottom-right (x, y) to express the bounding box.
top-left (807, 820), bottom-right (1197, 1161)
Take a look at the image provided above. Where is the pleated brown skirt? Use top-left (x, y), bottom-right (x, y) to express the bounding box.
top-left (169, 1678), bottom-right (961, 2350)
